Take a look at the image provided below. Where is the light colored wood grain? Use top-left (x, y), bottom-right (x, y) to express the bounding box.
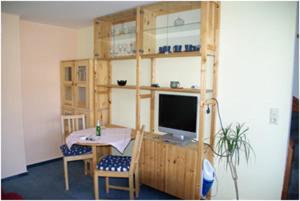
top-left (96, 8), bottom-right (136, 24)
top-left (150, 58), bottom-right (156, 133)
top-left (61, 61), bottom-right (75, 107)
top-left (140, 134), bottom-right (201, 199)
top-left (142, 2), bottom-right (201, 16)
top-left (195, 2), bottom-right (209, 199)
top-left (96, 84), bottom-right (212, 94)
top-left (135, 7), bottom-right (141, 131)
top-left (108, 61), bottom-right (112, 125)
top-left (61, 59), bottom-right (95, 127)
top-left (208, 2), bottom-right (220, 166)
top-left (142, 8), bottom-right (156, 54)
top-left (140, 94), bottom-right (152, 99)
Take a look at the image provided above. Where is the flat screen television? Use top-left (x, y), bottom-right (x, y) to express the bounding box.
top-left (158, 94), bottom-right (198, 140)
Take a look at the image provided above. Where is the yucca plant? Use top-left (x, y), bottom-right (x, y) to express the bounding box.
top-left (215, 123), bottom-right (254, 200)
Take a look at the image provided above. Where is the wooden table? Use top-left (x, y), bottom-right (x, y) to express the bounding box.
top-left (73, 126), bottom-right (135, 174)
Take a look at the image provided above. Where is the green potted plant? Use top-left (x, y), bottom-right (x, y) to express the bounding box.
top-left (214, 123), bottom-right (255, 200)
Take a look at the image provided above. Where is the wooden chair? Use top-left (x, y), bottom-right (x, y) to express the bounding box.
top-left (60, 114), bottom-right (93, 190)
top-left (94, 125), bottom-right (145, 200)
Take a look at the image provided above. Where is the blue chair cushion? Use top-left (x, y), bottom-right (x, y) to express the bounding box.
top-left (97, 155), bottom-right (131, 172)
top-left (60, 144), bottom-right (92, 157)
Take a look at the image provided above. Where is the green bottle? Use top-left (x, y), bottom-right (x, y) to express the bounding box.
top-left (96, 120), bottom-right (101, 136)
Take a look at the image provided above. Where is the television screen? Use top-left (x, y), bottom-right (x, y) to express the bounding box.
top-left (159, 94), bottom-right (197, 134)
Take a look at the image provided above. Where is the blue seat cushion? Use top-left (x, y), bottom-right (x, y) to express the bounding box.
top-left (60, 144), bottom-right (92, 157)
top-left (97, 155), bottom-right (131, 172)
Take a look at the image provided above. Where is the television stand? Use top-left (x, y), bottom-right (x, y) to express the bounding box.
top-left (161, 133), bottom-right (193, 146)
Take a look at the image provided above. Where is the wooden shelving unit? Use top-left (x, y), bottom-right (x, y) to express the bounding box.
top-left (93, 2), bottom-right (220, 200)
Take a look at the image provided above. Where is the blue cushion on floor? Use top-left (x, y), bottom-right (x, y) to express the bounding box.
top-left (97, 155), bottom-right (131, 172)
top-left (60, 144), bottom-right (92, 157)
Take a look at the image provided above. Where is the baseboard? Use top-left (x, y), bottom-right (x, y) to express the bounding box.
top-left (2, 157), bottom-right (63, 182)
top-left (1, 171), bottom-right (29, 182)
top-left (27, 157), bottom-right (63, 168)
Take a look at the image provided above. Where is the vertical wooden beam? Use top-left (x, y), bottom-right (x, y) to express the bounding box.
top-left (108, 60), bottom-right (112, 125)
top-left (150, 58), bottom-right (156, 133)
top-left (93, 59), bottom-right (97, 126)
top-left (89, 59), bottom-right (95, 127)
top-left (208, 2), bottom-right (221, 165)
top-left (136, 7), bottom-right (141, 131)
top-left (195, 2), bottom-right (209, 200)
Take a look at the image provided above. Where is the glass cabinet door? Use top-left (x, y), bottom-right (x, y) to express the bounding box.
top-left (61, 61), bottom-right (74, 107)
top-left (74, 60), bottom-right (90, 109)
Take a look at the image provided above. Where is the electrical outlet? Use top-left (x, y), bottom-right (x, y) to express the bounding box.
top-left (269, 108), bottom-right (279, 125)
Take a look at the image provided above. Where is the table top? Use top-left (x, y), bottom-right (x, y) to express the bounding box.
top-left (66, 126), bottom-right (133, 153)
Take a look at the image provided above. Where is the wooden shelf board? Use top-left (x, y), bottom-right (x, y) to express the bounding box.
top-left (96, 84), bottom-right (212, 93)
top-left (96, 51), bottom-right (215, 61)
top-left (97, 84), bottom-right (136, 89)
top-left (142, 51), bottom-right (201, 58)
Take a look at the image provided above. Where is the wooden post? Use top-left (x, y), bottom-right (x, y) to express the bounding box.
top-left (108, 60), bottom-right (112, 125)
top-left (150, 58), bottom-right (156, 133)
top-left (136, 7), bottom-right (141, 131)
top-left (208, 2), bottom-right (221, 165)
top-left (195, 2), bottom-right (209, 199)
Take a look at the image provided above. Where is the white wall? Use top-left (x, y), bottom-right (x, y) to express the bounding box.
top-left (1, 14), bottom-right (27, 178)
top-left (213, 2), bottom-right (297, 199)
top-left (20, 20), bottom-right (77, 165)
top-left (77, 26), bottom-right (94, 59)
top-left (292, 7), bottom-right (299, 98)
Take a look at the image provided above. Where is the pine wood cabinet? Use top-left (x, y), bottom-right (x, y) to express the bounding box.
top-left (60, 59), bottom-right (95, 127)
top-left (140, 134), bottom-right (200, 199)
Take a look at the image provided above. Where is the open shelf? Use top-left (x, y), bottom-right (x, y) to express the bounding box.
top-left (96, 84), bottom-right (212, 94)
top-left (97, 31), bottom-right (136, 40)
top-left (144, 21), bottom-right (200, 35)
top-left (142, 51), bottom-right (201, 58)
top-left (96, 50), bottom-right (216, 60)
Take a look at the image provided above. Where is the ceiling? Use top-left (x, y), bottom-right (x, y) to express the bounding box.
top-left (1, 1), bottom-right (152, 29)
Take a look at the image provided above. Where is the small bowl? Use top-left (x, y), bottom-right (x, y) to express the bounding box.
top-left (117, 80), bottom-right (127, 86)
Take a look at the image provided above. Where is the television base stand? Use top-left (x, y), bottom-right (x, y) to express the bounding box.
top-left (161, 133), bottom-right (193, 146)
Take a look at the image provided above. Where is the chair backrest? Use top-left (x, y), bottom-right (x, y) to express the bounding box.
top-left (61, 114), bottom-right (86, 143)
top-left (129, 125), bottom-right (145, 173)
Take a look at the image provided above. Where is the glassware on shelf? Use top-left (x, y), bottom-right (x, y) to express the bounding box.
top-left (128, 26), bottom-right (135, 34)
top-left (123, 24), bottom-right (129, 34)
top-left (174, 17), bottom-right (185, 26)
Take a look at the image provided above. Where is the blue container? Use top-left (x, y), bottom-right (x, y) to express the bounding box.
top-left (173, 45), bottom-right (182, 52)
top-left (201, 159), bottom-right (215, 198)
top-left (165, 45), bottom-right (171, 53)
top-left (159, 47), bottom-right (164, 54)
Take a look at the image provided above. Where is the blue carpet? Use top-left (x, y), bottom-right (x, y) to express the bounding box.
top-left (2, 159), bottom-right (178, 200)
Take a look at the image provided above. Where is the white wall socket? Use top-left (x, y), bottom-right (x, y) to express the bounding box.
top-left (269, 108), bottom-right (279, 125)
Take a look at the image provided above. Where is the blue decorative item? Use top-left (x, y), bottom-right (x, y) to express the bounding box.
top-left (173, 45), bottom-right (182, 52)
top-left (164, 45), bottom-right (171, 54)
top-left (185, 44), bottom-right (194, 52)
top-left (159, 46), bottom-right (164, 54)
top-left (185, 44), bottom-right (189, 52)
